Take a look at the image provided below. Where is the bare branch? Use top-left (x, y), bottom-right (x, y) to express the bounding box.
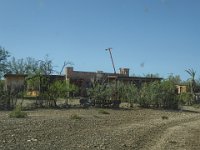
top-left (60, 61), bottom-right (74, 75)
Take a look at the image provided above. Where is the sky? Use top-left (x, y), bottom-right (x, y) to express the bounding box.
top-left (0, 0), bottom-right (200, 80)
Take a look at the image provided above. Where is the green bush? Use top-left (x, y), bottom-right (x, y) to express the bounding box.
top-left (178, 92), bottom-right (193, 105)
top-left (138, 83), bottom-right (152, 108)
top-left (87, 79), bottom-right (180, 110)
top-left (0, 81), bottom-right (9, 110)
top-left (87, 82), bottom-right (138, 108)
top-left (138, 80), bottom-right (179, 109)
top-left (9, 106), bottom-right (27, 118)
top-left (117, 82), bottom-right (139, 107)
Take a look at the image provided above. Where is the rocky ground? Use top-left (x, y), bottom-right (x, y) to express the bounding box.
top-left (0, 107), bottom-right (200, 150)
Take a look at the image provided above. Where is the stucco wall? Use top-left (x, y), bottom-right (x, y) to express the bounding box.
top-left (176, 85), bottom-right (187, 94)
top-left (5, 76), bottom-right (25, 91)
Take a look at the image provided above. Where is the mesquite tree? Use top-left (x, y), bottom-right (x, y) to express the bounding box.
top-left (0, 46), bottom-right (10, 78)
top-left (48, 80), bottom-right (77, 107)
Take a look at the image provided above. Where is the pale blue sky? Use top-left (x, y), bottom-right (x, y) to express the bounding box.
top-left (0, 0), bottom-right (199, 80)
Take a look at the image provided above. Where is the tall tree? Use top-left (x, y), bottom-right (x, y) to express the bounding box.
top-left (38, 55), bottom-right (54, 75)
top-left (167, 74), bottom-right (182, 84)
top-left (0, 46), bottom-right (10, 78)
top-left (25, 57), bottom-right (40, 74)
top-left (59, 61), bottom-right (73, 75)
top-left (8, 57), bottom-right (40, 74)
top-left (7, 57), bottom-right (26, 74)
top-left (185, 68), bottom-right (196, 101)
top-left (48, 80), bottom-right (77, 107)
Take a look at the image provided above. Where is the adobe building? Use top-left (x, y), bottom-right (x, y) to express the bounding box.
top-left (176, 85), bottom-right (187, 94)
top-left (66, 67), bottom-right (162, 84)
top-left (4, 74), bottom-right (65, 96)
top-left (4, 74), bottom-right (27, 92)
top-left (4, 67), bottom-right (162, 97)
top-left (65, 67), bottom-right (162, 96)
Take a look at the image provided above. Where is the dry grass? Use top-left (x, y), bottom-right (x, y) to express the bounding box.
top-left (98, 109), bottom-right (110, 114)
top-left (9, 106), bottom-right (27, 118)
top-left (70, 114), bottom-right (82, 120)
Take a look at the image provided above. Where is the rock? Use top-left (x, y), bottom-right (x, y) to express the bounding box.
top-left (122, 144), bottom-right (127, 147)
top-left (31, 138), bottom-right (38, 142)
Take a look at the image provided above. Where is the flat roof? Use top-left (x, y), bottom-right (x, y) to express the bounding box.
top-left (107, 75), bottom-right (162, 80)
top-left (4, 74), bottom-right (65, 78)
top-left (4, 74), bottom-right (27, 78)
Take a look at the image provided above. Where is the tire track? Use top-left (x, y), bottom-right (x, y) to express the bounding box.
top-left (112, 114), bottom-right (200, 150)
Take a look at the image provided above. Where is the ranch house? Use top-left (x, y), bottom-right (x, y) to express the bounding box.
top-left (4, 67), bottom-right (162, 97)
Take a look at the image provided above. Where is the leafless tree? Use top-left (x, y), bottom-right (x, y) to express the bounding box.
top-left (59, 61), bottom-right (73, 75)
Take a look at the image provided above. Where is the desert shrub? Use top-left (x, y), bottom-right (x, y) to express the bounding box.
top-left (0, 81), bottom-right (8, 109)
top-left (117, 82), bottom-right (128, 102)
top-left (27, 75), bottom-right (78, 108)
top-left (9, 106), bottom-right (27, 118)
top-left (160, 80), bottom-right (179, 109)
top-left (138, 80), bottom-right (179, 109)
top-left (178, 92), bottom-right (193, 105)
top-left (70, 114), bottom-right (82, 120)
top-left (88, 83), bottom-right (112, 102)
top-left (87, 83), bottom-right (114, 107)
top-left (117, 82), bottom-right (139, 107)
top-left (47, 80), bottom-right (78, 107)
top-left (98, 109), bottom-right (110, 114)
top-left (148, 81), bottom-right (162, 108)
top-left (88, 79), bottom-right (179, 109)
top-left (161, 116), bottom-right (169, 120)
top-left (126, 84), bottom-right (139, 107)
top-left (0, 92), bottom-right (7, 109)
top-left (0, 90), bottom-right (17, 110)
top-left (138, 83), bottom-right (152, 108)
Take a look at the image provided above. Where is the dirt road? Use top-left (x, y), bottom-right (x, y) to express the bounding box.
top-left (0, 108), bottom-right (200, 150)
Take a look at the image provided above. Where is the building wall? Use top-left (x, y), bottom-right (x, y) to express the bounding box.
top-left (176, 85), bottom-right (187, 94)
top-left (65, 67), bottom-right (129, 81)
top-left (5, 75), bottom-right (25, 92)
top-left (66, 67), bottom-right (115, 96)
top-left (4, 74), bottom-right (65, 96)
top-left (4, 68), bottom-right (162, 97)
top-left (68, 71), bottom-right (97, 81)
top-left (65, 67), bottom-right (162, 96)
top-left (119, 68), bottom-right (129, 76)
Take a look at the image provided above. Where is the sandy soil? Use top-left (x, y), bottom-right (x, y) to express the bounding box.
top-left (0, 107), bottom-right (200, 150)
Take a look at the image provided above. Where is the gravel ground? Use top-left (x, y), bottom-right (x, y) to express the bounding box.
top-left (0, 107), bottom-right (200, 150)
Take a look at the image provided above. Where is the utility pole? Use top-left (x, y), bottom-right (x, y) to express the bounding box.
top-left (105, 48), bottom-right (116, 74)
top-left (105, 48), bottom-right (119, 106)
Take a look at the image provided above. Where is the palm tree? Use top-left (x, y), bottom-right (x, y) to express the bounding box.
top-left (185, 68), bottom-right (196, 103)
